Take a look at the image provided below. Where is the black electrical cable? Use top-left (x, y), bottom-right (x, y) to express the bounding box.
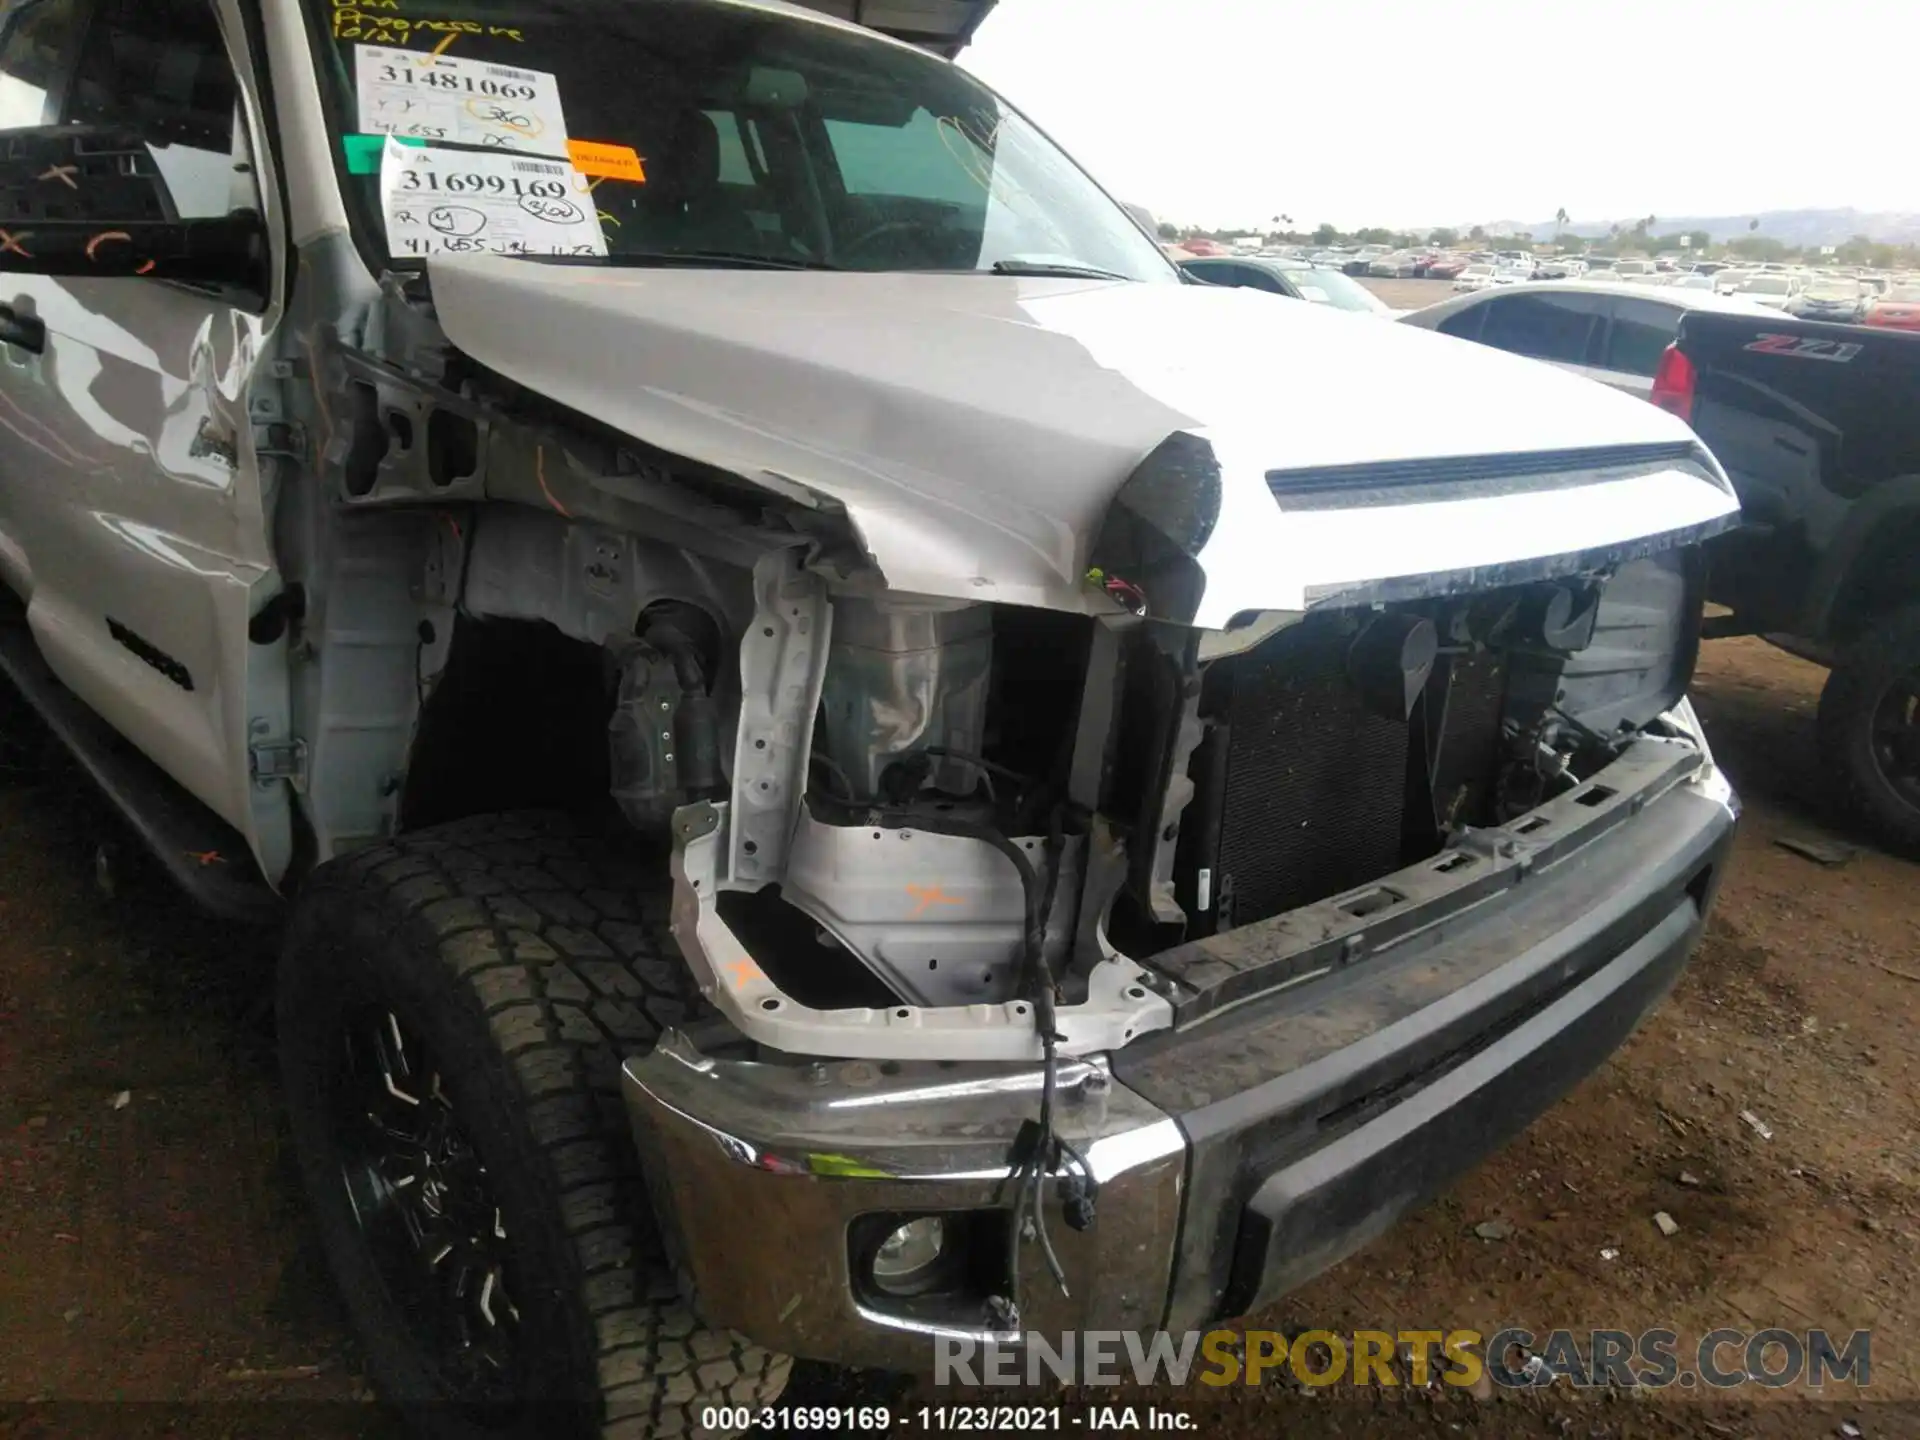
top-left (1022, 808), bottom-right (1072, 1295)
top-left (822, 790), bottom-right (1077, 1300)
top-left (922, 745), bottom-right (1038, 790)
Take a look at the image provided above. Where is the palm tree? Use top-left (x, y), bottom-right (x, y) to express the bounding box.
top-left (1749, 218), bottom-right (1760, 233)
top-left (1554, 207), bottom-right (1569, 237)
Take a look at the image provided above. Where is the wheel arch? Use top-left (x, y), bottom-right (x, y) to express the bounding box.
top-left (1810, 479), bottom-right (1920, 646)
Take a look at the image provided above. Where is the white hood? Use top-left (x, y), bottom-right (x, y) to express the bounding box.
top-left (427, 258), bottom-right (1739, 626)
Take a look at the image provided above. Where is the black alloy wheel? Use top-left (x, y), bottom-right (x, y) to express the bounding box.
top-left (333, 1003), bottom-right (523, 1401)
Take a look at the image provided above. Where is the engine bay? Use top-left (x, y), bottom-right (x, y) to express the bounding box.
top-left (618, 542), bottom-right (1708, 1050)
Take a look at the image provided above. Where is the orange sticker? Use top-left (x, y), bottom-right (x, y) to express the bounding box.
top-left (567, 140), bottom-right (646, 183)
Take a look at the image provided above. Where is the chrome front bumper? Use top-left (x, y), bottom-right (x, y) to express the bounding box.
top-left (623, 721), bottom-right (1737, 1372)
top-left (622, 1035), bottom-right (1185, 1371)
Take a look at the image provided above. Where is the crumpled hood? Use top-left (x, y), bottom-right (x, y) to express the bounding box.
top-left (427, 258), bottom-right (1738, 624)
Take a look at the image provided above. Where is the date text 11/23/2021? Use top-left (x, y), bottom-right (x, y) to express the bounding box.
top-left (700, 1409), bottom-right (1201, 1433)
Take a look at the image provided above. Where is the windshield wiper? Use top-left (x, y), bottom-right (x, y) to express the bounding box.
top-left (526, 250), bottom-right (845, 271)
top-left (989, 259), bottom-right (1132, 280)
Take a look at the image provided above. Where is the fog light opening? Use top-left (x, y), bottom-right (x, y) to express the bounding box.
top-left (869, 1216), bottom-right (946, 1296)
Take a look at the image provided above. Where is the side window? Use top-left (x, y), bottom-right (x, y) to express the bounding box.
top-left (1479, 292), bottom-right (1600, 364)
top-left (1437, 302), bottom-right (1487, 341)
top-left (63, 0), bottom-right (250, 219)
top-left (704, 108), bottom-right (756, 186)
top-left (0, 0), bottom-right (86, 129)
top-left (1604, 297), bottom-right (1682, 376)
top-left (823, 108), bottom-right (986, 207)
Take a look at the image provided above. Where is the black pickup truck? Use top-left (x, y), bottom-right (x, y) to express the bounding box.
top-left (1666, 311), bottom-right (1920, 850)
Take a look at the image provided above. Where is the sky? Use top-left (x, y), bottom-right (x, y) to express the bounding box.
top-left (960, 0), bottom-right (1918, 233)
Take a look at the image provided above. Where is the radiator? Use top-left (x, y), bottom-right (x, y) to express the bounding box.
top-left (1206, 624), bottom-right (1507, 931)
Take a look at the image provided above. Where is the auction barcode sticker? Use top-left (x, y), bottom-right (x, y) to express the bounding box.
top-left (355, 44), bottom-right (572, 157)
top-left (379, 138), bottom-right (607, 259)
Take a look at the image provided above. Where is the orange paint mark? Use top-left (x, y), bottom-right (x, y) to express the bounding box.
top-left (534, 445), bottom-right (571, 518)
top-left (724, 957), bottom-right (763, 991)
top-left (184, 849), bottom-right (225, 867)
top-left (135, 260), bottom-right (156, 276)
top-left (37, 164), bottom-right (78, 190)
top-left (86, 230), bottom-right (129, 260)
top-left (904, 884), bottom-right (965, 918)
top-left (0, 230), bottom-right (32, 259)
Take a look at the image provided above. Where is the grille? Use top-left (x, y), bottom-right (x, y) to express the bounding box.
top-left (1214, 624), bottom-right (1409, 928)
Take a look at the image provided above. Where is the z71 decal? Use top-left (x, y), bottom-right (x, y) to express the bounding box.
top-left (1743, 333), bottom-right (1864, 363)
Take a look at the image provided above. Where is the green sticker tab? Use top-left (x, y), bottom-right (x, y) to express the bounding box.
top-left (342, 132), bottom-right (424, 175)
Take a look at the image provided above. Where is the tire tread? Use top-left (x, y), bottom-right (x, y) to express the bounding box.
top-left (291, 812), bottom-right (788, 1438)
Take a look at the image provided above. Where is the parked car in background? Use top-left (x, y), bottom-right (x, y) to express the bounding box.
top-left (1178, 255), bottom-right (1397, 316)
top-left (1368, 251), bottom-right (1421, 278)
top-left (1669, 274), bottom-right (1718, 292)
top-left (1713, 268), bottom-right (1755, 295)
top-left (1425, 254), bottom-right (1470, 280)
top-left (1864, 283), bottom-right (1920, 330)
top-left (1611, 260), bottom-right (1658, 283)
top-left (1789, 277), bottom-right (1870, 323)
top-left (1453, 263), bottom-right (1501, 292)
top-left (1670, 311), bottom-right (1920, 850)
top-left (1345, 244), bottom-right (1393, 274)
top-left (1731, 273), bottom-right (1801, 309)
top-left (1398, 282), bottom-right (1780, 402)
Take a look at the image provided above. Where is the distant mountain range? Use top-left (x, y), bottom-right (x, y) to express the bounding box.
top-left (1462, 209), bottom-right (1920, 247)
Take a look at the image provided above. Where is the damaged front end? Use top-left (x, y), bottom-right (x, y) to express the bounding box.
top-left (299, 266), bottom-right (1739, 1361)
top-left (618, 423), bottom-right (1739, 1358)
top-left (646, 426), bottom-right (1738, 1065)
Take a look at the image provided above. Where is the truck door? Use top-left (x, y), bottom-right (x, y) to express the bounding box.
top-left (0, 0), bottom-right (291, 879)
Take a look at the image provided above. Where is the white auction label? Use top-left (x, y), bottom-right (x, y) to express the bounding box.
top-left (356, 44), bottom-right (572, 157)
top-left (380, 141), bottom-right (607, 259)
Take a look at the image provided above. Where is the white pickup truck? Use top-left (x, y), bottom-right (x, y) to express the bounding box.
top-left (0, 1), bottom-right (1740, 1436)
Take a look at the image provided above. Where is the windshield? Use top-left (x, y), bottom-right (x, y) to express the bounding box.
top-left (1739, 277), bottom-right (1792, 295)
top-left (1805, 280), bottom-right (1860, 298)
top-left (309, 0), bottom-right (1175, 279)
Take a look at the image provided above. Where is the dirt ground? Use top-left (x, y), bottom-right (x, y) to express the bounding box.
top-left (2, 636), bottom-right (1916, 1440)
top-left (1364, 276), bottom-right (1457, 311)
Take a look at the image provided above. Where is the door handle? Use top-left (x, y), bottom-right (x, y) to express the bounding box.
top-left (0, 304), bottom-right (45, 354)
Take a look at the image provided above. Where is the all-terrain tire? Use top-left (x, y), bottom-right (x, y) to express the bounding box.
top-left (277, 812), bottom-right (790, 1439)
top-left (1817, 604), bottom-right (1920, 855)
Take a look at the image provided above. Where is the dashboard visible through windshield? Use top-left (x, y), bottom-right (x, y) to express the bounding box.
top-left (308, 0), bottom-right (1175, 279)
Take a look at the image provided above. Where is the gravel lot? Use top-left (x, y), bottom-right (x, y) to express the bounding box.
top-left (1361, 275), bottom-right (1456, 311)
top-left (3, 620), bottom-right (1916, 1429)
